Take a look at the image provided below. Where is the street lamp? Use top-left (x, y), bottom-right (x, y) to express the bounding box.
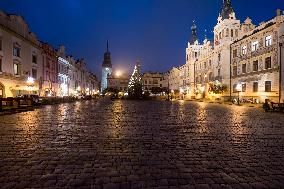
top-left (236, 83), bottom-right (242, 105)
top-left (26, 77), bottom-right (35, 94)
top-left (116, 71), bottom-right (121, 77)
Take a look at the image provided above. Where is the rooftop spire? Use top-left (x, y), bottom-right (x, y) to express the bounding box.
top-left (190, 20), bottom-right (198, 45)
top-left (220, 0), bottom-right (234, 20)
top-left (102, 40), bottom-right (112, 68)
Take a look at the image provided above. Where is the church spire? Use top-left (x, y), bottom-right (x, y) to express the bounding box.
top-left (102, 41), bottom-right (112, 68)
top-left (220, 0), bottom-right (234, 20)
top-left (190, 20), bottom-right (198, 45)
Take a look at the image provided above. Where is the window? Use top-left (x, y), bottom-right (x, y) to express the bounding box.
top-left (242, 83), bottom-right (246, 92)
top-left (242, 46), bottom-right (247, 55)
top-left (219, 32), bottom-right (221, 39)
top-left (253, 82), bottom-right (258, 92)
top-left (265, 57), bottom-right (271, 69)
top-left (0, 58), bottom-right (2, 72)
top-left (204, 62), bottom-right (207, 69)
top-left (242, 63), bottom-right (246, 74)
top-left (226, 28), bottom-right (229, 37)
top-left (209, 60), bottom-right (212, 67)
top-left (13, 63), bottom-right (19, 75)
top-left (209, 72), bottom-right (213, 81)
top-left (145, 80), bottom-right (147, 84)
top-left (32, 55), bottom-right (37, 64)
top-left (233, 49), bottom-right (237, 58)
top-left (231, 29), bottom-right (234, 37)
top-left (265, 81), bottom-right (271, 92)
top-left (233, 66), bottom-right (237, 76)
top-left (13, 47), bottom-right (21, 57)
top-left (233, 84), bottom-right (237, 93)
top-left (32, 68), bottom-right (37, 79)
top-left (218, 53), bottom-right (221, 61)
top-left (253, 60), bottom-right (258, 71)
top-left (252, 41), bottom-right (259, 52)
top-left (195, 52), bottom-right (197, 58)
top-left (265, 36), bottom-right (272, 47)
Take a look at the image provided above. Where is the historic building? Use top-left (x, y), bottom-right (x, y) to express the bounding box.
top-left (41, 43), bottom-right (58, 97)
top-left (107, 72), bottom-right (129, 93)
top-left (142, 72), bottom-right (166, 92)
top-left (0, 11), bottom-right (99, 98)
top-left (184, 0), bottom-right (240, 100)
top-left (168, 67), bottom-right (180, 92)
top-left (169, 0), bottom-right (284, 102)
top-left (57, 46), bottom-right (73, 96)
top-left (0, 11), bottom-right (43, 97)
top-left (231, 10), bottom-right (284, 103)
top-left (101, 42), bottom-right (112, 93)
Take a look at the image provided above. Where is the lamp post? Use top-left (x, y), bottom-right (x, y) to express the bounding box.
top-left (26, 77), bottom-right (35, 94)
top-left (236, 83), bottom-right (242, 105)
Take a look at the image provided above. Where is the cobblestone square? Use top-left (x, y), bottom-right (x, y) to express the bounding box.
top-left (0, 100), bottom-right (284, 188)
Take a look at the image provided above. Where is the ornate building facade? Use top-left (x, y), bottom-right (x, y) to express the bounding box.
top-left (168, 0), bottom-right (284, 103)
top-left (0, 11), bottom-right (43, 97)
top-left (231, 10), bottom-right (284, 103)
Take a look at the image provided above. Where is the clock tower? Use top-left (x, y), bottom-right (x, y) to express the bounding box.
top-left (101, 41), bottom-right (112, 93)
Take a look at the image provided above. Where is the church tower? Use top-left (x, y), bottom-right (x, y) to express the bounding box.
top-left (214, 0), bottom-right (240, 47)
top-left (101, 41), bottom-right (112, 93)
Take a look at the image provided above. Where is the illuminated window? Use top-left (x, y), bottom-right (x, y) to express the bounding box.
top-left (242, 83), bottom-right (246, 92)
top-left (13, 63), bottom-right (19, 75)
top-left (265, 36), bottom-right (272, 47)
top-left (252, 41), bottom-right (259, 52)
top-left (242, 46), bottom-right (247, 55)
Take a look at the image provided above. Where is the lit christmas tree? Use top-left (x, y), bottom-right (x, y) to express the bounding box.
top-left (127, 60), bottom-right (143, 98)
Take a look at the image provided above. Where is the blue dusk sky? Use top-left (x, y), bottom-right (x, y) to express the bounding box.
top-left (0, 0), bottom-right (283, 77)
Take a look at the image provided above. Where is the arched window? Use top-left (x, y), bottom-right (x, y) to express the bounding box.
top-left (226, 28), bottom-right (229, 37)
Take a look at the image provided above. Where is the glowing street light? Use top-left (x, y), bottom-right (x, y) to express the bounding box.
top-left (26, 77), bottom-right (35, 86)
top-left (236, 83), bottom-right (242, 105)
top-left (116, 71), bottom-right (121, 77)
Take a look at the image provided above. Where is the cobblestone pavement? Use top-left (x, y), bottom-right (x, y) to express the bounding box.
top-left (0, 100), bottom-right (284, 189)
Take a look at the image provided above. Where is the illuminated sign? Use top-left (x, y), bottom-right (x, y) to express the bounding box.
top-left (58, 57), bottom-right (70, 65)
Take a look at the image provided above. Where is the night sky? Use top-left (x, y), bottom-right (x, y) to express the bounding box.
top-left (1, 0), bottom-right (283, 78)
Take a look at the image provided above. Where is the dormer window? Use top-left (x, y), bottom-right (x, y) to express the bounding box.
top-left (242, 46), bottom-right (247, 55)
top-left (265, 36), bottom-right (272, 47)
top-left (252, 41), bottom-right (259, 52)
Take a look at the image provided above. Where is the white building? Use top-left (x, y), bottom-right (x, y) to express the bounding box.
top-left (231, 10), bottom-right (284, 103)
top-left (169, 0), bottom-right (284, 102)
top-left (0, 11), bottom-right (43, 97)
